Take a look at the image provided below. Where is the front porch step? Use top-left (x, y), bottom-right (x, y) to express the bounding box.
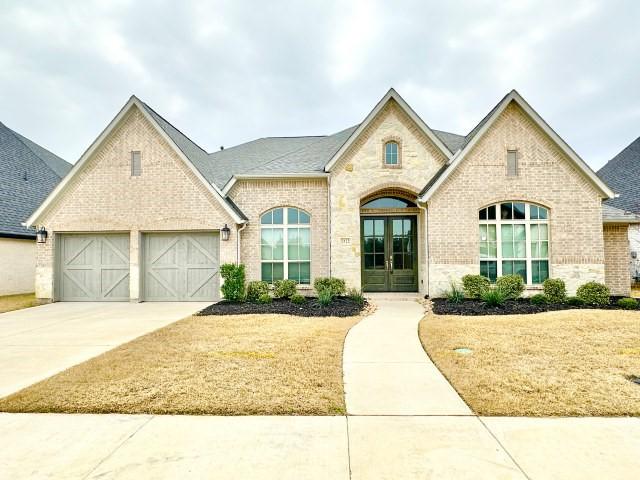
top-left (365, 292), bottom-right (422, 302)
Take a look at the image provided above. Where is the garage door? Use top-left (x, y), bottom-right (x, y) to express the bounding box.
top-left (142, 232), bottom-right (219, 301)
top-left (58, 234), bottom-right (130, 301)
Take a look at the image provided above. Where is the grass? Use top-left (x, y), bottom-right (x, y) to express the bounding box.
top-left (419, 310), bottom-right (640, 416)
top-left (0, 313), bottom-right (361, 415)
top-left (0, 293), bottom-right (41, 314)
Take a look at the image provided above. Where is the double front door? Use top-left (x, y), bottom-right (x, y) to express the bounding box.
top-left (361, 216), bottom-right (418, 292)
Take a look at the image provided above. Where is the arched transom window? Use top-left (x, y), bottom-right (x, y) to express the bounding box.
top-left (260, 207), bottom-right (311, 284)
top-left (478, 202), bottom-right (549, 284)
top-left (384, 141), bottom-right (399, 165)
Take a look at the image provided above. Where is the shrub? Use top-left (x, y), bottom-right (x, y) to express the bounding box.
top-left (617, 297), bottom-right (639, 310)
top-left (495, 274), bottom-right (525, 299)
top-left (273, 279), bottom-right (297, 299)
top-left (290, 293), bottom-right (306, 305)
top-left (566, 296), bottom-right (585, 306)
top-left (257, 293), bottom-right (272, 304)
top-left (576, 282), bottom-right (610, 306)
top-left (246, 281), bottom-right (269, 302)
top-left (220, 263), bottom-right (246, 302)
top-left (481, 287), bottom-right (507, 307)
top-left (347, 288), bottom-right (365, 306)
top-left (530, 293), bottom-right (549, 305)
top-left (543, 278), bottom-right (566, 303)
top-left (445, 281), bottom-right (465, 304)
top-left (317, 289), bottom-right (334, 306)
top-left (314, 277), bottom-right (347, 297)
top-left (462, 275), bottom-right (491, 299)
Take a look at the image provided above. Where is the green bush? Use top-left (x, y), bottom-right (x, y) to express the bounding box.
top-left (246, 281), bottom-right (269, 302)
top-left (445, 281), bottom-right (465, 304)
top-left (543, 278), bottom-right (566, 303)
top-left (257, 293), bottom-right (272, 304)
top-left (481, 287), bottom-right (507, 307)
top-left (462, 275), bottom-right (490, 299)
top-left (617, 297), bottom-right (638, 310)
top-left (530, 293), bottom-right (549, 305)
top-left (314, 277), bottom-right (347, 297)
top-left (495, 274), bottom-right (524, 299)
top-left (273, 279), bottom-right (297, 299)
top-left (317, 289), bottom-right (334, 306)
top-left (347, 288), bottom-right (365, 306)
top-left (576, 282), bottom-right (610, 306)
top-left (566, 296), bottom-right (585, 306)
top-left (220, 263), bottom-right (246, 302)
top-left (290, 293), bottom-right (306, 305)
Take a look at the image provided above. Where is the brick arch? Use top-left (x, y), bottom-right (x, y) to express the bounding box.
top-left (359, 183), bottom-right (419, 206)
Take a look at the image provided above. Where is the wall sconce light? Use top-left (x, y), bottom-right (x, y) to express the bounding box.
top-left (221, 224), bottom-right (231, 241)
top-left (36, 226), bottom-right (48, 244)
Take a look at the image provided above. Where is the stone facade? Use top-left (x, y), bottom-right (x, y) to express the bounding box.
top-left (328, 99), bottom-right (448, 293)
top-left (427, 103), bottom-right (606, 296)
top-left (34, 105), bottom-right (236, 300)
top-left (0, 238), bottom-right (35, 295)
top-left (603, 224), bottom-right (631, 296)
top-left (228, 178), bottom-right (329, 290)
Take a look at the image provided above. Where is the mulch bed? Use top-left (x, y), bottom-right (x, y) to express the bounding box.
top-left (197, 297), bottom-right (367, 317)
top-left (431, 297), bottom-right (639, 316)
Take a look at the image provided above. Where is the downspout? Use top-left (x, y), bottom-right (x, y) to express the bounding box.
top-left (327, 175), bottom-right (332, 277)
top-left (236, 223), bottom-right (247, 264)
top-left (417, 201), bottom-right (429, 297)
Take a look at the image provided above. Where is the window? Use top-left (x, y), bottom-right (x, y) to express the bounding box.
top-left (260, 207), bottom-right (310, 284)
top-left (384, 141), bottom-right (399, 165)
top-left (478, 202), bottom-right (549, 284)
top-left (131, 151), bottom-right (142, 176)
top-left (361, 197), bottom-right (416, 208)
top-left (506, 150), bottom-right (518, 176)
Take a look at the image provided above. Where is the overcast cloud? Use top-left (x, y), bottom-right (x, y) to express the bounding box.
top-left (0, 0), bottom-right (638, 169)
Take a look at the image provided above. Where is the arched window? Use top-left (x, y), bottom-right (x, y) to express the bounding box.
top-left (361, 196), bottom-right (416, 208)
top-left (260, 207), bottom-right (311, 284)
top-left (478, 202), bottom-right (549, 284)
top-left (384, 141), bottom-right (399, 165)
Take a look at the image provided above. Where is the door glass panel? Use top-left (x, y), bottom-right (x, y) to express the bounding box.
top-left (374, 219), bottom-right (384, 236)
top-left (363, 219), bottom-right (385, 271)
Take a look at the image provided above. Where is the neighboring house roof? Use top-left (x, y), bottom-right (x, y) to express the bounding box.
top-left (418, 90), bottom-right (615, 201)
top-left (602, 204), bottom-right (640, 224)
top-left (598, 136), bottom-right (640, 214)
top-left (0, 121), bottom-right (71, 237)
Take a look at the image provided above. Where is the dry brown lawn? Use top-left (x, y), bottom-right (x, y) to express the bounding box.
top-left (0, 293), bottom-right (41, 314)
top-left (420, 310), bottom-right (640, 416)
top-left (0, 313), bottom-right (361, 415)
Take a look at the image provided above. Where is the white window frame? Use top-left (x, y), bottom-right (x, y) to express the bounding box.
top-left (260, 207), bottom-right (311, 285)
top-left (384, 141), bottom-right (399, 165)
top-left (479, 202), bottom-right (550, 285)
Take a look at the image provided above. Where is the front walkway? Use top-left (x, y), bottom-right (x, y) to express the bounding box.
top-left (0, 302), bottom-right (208, 397)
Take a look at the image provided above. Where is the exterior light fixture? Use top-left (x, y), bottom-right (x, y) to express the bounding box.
top-left (221, 224), bottom-right (231, 241)
top-left (36, 227), bottom-right (48, 244)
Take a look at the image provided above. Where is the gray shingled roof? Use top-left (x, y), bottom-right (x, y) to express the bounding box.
top-left (598, 136), bottom-right (640, 214)
top-left (602, 204), bottom-right (640, 223)
top-left (0, 121), bottom-right (71, 237)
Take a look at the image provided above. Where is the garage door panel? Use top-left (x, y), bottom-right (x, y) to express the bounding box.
top-left (58, 234), bottom-right (130, 302)
top-left (143, 232), bottom-right (219, 301)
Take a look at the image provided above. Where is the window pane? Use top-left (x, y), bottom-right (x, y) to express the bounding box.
top-left (530, 205), bottom-right (539, 220)
top-left (487, 205), bottom-right (496, 220)
top-left (479, 208), bottom-right (487, 220)
top-left (288, 262), bottom-right (299, 281)
top-left (514, 261), bottom-right (527, 282)
top-left (299, 262), bottom-right (310, 284)
top-left (393, 219), bottom-right (403, 235)
top-left (514, 203), bottom-right (526, 219)
top-left (288, 244), bottom-right (298, 260)
top-left (261, 245), bottom-right (272, 260)
top-left (272, 208), bottom-right (283, 224)
top-left (539, 224), bottom-right (548, 240)
top-left (288, 228), bottom-right (299, 245)
top-left (502, 242), bottom-right (514, 258)
top-left (480, 243), bottom-right (488, 258)
top-left (489, 243), bottom-right (497, 257)
top-left (530, 224), bottom-right (538, 241)
top-left (261, 263), bottom-right (272, 282)
top-left (299, 244), bottom-right (310, 261)
top-left (540, 241), bottom-right (548, 257)
top-left (374, 219), bottom-right (384, 236)
top-left (273, 262), bottom-right (284, 281)
top-left (261, 211), bottom-right (272, 224)
top-left (362, 197), bottom-right (415, 208)
top-left (481, 261), bottom-right (497, 282)
top-left (538, 207), bottom-right (548, 219)
top-left (514, 241), bottom-right (526, 258)
top-left (288, 208), bottom-right (299, 224)
top-left (501, 203), bottom-right (512, 219)
top-left (532, 260), bottom-right (549, 283)
top-left (364, 238), bottom-right (374, 253)
top-left (514, 224), bottom-right (526, 241)
top-left (502, 261), bottom-right (513, 275)
top-left (501, 224), bottom-right (513, 242)
top-left (299, 211), bottom-right (310, 224)
top-left (261, 229), bottom-right (272, 246)
top-left (531, 242), bottom-right (539, 258)
top-left (479, 225), bottom-right (487, 241)
top-left (488, 225), bottom-right (496, 241)
top-left (364, 220), bottom-right (373, 236)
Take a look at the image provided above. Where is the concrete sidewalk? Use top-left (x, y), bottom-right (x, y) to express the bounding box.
top-left (2, 413), bottom-right (639, 479)
top-left (343, 299), bottom-right (470, 415)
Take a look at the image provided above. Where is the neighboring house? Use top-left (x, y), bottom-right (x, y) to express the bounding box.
top-left (0, 121), bottom-right (71, 295)
top-left (598, 136), bottom-right (640, 285)
top-left (25, 88), bottom-right (634, 302)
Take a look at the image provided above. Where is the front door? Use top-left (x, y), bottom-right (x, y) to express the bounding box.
top-left (361, 216), bottom-right (418, 292)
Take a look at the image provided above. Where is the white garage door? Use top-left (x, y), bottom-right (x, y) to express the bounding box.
top-left (142, 232), bottom-right (220, 301)
top-left (57, 234), bottom-right (130, 301)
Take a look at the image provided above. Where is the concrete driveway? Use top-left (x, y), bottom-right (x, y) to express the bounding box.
top-left (0, 302), bottom-right (209, 398)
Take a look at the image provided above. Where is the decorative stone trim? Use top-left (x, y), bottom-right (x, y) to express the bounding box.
top-left (381, 135), bottom-right (403, 169)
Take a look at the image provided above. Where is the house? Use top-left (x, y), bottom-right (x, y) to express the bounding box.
top-left (25, 88), bottom-right (634, 302)
top-left (598, 136), bottom-right (640, 286)
top-left (0, 121), bottom-right (71, 295)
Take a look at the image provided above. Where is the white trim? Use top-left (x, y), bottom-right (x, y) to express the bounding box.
top-left (324, 88), bottom-right (453, 172)
top-left (221, 173), bottom-right (329, 195)
top-left (26, 96), bottom-right (246, 226)
top-left (419, 90), bottom-right (615, 202)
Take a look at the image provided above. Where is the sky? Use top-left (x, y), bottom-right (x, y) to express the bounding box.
top-left (0, 0), bottom-right (638, 170)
